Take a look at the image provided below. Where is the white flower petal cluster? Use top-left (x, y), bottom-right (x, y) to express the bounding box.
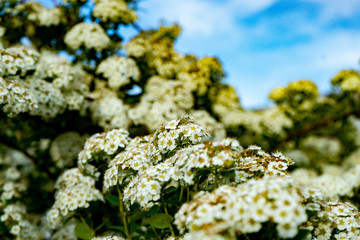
top-left (91, 95), bottom-right (130, 130)
top-left (292, 164), bottom-right (360, 200)
top-left (220, 107), bottom-right (293, 137)
top-left (50, 132), bottom-right (86, 168)
top-left (174, 176), bottom-right (307, 239)
top-left (0, 203), bottom-right (40, 239)
top-left (129, 77), bottom-right (194, 131)
top-left (189, 110), bottom-right (226, 139)
top-left (104, 117), bottom-right (294, 210)
top-left (151, 117), bottom-right (210, 155)
top-left (305, 199), bottom-right (360, 240)
top-left (121, 138), bottom-right (241, 209)
top-left (0, 77), bottom-right (38, 116)
top-left (97, 55), bottom-right (140, 90)
top-left (78, 128), bottom-right (130, 168)
top-left (46, 168), bottom-right (104, 228)
top-left (93, 0), bottom-right (137, 24)
top-left (0, 48), bottom-right (90, 117)
top-left (0, 46), bottom-right (39, 76)
top-left (20, 2), bottom-right (65, 26)
top-left (64, 23), bottom-right (111, 51)
top-left (25, 77), bottom-right (66, 118)
top-left (91, 235), bottom-right (127, 240)
top-left (104, 134), bottom-right (160, 189)
top-left (51, 222), bottom-right (77, 240)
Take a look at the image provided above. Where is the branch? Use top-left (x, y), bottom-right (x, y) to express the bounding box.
top-left (273, 109), bottom-right (360, 150)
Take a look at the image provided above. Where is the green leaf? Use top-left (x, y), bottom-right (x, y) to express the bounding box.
top-left (294, 229), bottom-right (312, 240)
top-left (108, 225), bottom-right (125, 233)
top-left (63, 214), bottom-right (75, 226)
top-left (94, 219), bottom-right (109, 231)
top-left (149, 205), bottom-right (160, 217)
top-left (163, 186), bottom-right (177, 194)
top-left (75, 221), bottom-right (94, 239)
top-left (221, 170), bottom-right (235, 178)
top-left (0, 220), bottom-right (6, 233)
top-left (148, 213), bottom-right (173, 229)
top-left (105, 194), bottom-right (120, 206)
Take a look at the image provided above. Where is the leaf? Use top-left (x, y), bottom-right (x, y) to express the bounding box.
top-left (63, 214), bottom-right (75, 226)
top-left (163, 186), bottom-right (177, 194)
top-left (108, 225), bottom-right (125, 233)
top-left (94, 219), bottom-right (109, 231)
top-left (149, 205), bottom-right (160, 217)
top-left (221, 170), bottom-right (235, 178)
top-left (148, 213), bottom-right (173, 229)
top-left (105, 194), bottom-right (120, 206)
top-left (294, 229), bottom-right (312, 240)
top-left (75, 220), bottom-right (94, 239)
top-left (0, 221), bottom-right (6, 233)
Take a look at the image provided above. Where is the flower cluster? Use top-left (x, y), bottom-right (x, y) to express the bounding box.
top-left (128, 76), bottom-right (195, 132)
top-left (93, 0), bottom-right (137, 24)
top-left (64, 23), bottom-right (111, 51)
top-left (1, 203), bottom-right (40, 240)
top-left (46, 168), bottom-right (104, 228)
top-left (0, 46), bottom-right (39, 76)
top-left (16, 2), bottom-right (65, 27)
top-left (50, 222), bottom-right (77, 240)
top-left (292, 163), bottom-right (360, 200)
top-left (50, 132), bottom-right (87, 168)
top-left (89, 82), bottom-right (131, 130)
top-left (174, 176), bottom-right (307, 239)
top-left (104, 117), bottom-right (294, 210)
top-left (96, 55), bottom-right (140, 90)
top-left (121, 137), bottom-right (241, 209)
top-left (269, 79), bottom-right (319, 103)
top-left (0, 47), bottom-right (91, 117)
top-left (0, 77), bottom-right (38, 116)
top-left (302, 193), bottom-right (360, 240)
top-left (25, 77), bottom-right (66, 118)
top-left (331, 69), bottom-right (360, 92)
top-left (91, 235), bottom-right (126, 240)
top-left (103, 117), bottom-right (208, 190)
top-left (78, 128), bottom-right (130, 174)
top-left (178, 57), bottom-right (224, 96)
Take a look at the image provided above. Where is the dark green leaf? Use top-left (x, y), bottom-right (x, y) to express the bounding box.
top-left (163, 186), bottom-right (177, 194)
top-left (94, 219), bottom-right (109, 231)
top-left (105, 194), bottom-right (120, 206)
top-left (75, 221), bottom-right (94, 239)
top-left (108, 225), bottom-right (125, 233)
top-left (149, 205), bottom-right (160, 217)
top-left (0, 220), bottom-right (6, 233)
top-left (148, 213), bottom-right (173, 229)
top-left (129, 220), bottom-right (137, 234)
top-left (221, 170), bottom-right (235, 178)
top-left (63, 214), bottom-right (75, 226)
top-left (294, 229), bottom-right (312, 240)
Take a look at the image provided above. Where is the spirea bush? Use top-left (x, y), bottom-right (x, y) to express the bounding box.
top-left (1, 0), bottom-right (360, 239)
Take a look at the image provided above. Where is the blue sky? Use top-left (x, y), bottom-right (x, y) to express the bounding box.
top-left (37, 0), bottom-right (360, 108)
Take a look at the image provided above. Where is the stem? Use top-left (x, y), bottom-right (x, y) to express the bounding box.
top-left (80, 216), bottom-right (94, 238)
top-left (162, 198), bottom-right (176, 238)
top-left (117, 185), bottom-right (131, 240)
top-left (186, 186), bottom-right (190, 202)
top-left (273, 108), bottom-right (360, 150)
top-left (179, 185), bottom-right (184, 201)
top-left (214, 169), bottom-right (219, 189)
top-left (152, 226), bottom-right (161, 240)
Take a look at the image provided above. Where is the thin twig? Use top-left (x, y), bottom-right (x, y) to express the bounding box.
top-left (273, 109), bottom-right (360, 150)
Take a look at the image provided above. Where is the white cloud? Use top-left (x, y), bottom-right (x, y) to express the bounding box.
top-left (302, 0), bottom-right (360, 21)
top-left (228, 30), bottom-right (360, 107)
top-left (137, 0), bottom-right (276, 37)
